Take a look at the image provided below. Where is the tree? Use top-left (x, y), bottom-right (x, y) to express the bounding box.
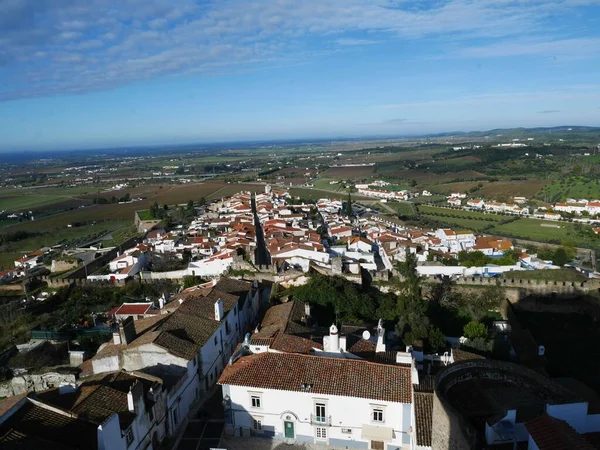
top-left (393, 249), bottom-right (430, 346)
top-left (552, 247), bottom-right (569, 266)
top-left (345, 191), bottom-right (352, 216)
top-left (463, 321), bottom-right (488, 340)
top-left (149, 201), bottom-right (160, 219)
top-left (187, 200), bottom-right (195, 213)
top-left (198, 197), bottom-right (206, 206)
top-left (428, 325), bottom-right (446, 353)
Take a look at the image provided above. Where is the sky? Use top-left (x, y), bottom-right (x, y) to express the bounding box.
top-left (1, 0), bottom-right (600, 151)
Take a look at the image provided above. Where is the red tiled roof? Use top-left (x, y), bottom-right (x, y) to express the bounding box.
top-left (526, 414), bottom-right (596, 450)
top-left (115, 303), bottom-right (152, 315)
top-left (414, 392), bottom-right (433, 447)
top-left (219, 352), bottom-right (412, 403)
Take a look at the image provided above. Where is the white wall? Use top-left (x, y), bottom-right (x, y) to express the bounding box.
top-left (98, 414), bottom-right (125, 450)
top-left (547, 402), bottom-right (589, 433)
top-left (224, 384), bottom-right (412, 449)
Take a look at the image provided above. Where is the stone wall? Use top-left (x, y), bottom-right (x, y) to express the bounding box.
top-left (431, 392), bottom-right (473, 450)
top-left (0, 372), bottom-right (77, 397)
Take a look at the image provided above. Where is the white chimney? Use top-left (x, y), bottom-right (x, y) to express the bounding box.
top-left (304, 303), bottom-right (311, 317)
top-left (127, 387), bottom-right (135, 412)
top-left (376, 318), bottom-right (386, 353)
top-left (158, 294), bottom-right (165, 309)
top-left (113, 331), bottom-right (122, 345)
top-left (215, 298), bottom-right (224, 321)
top-left (328, 324), bottom-right (340, 352)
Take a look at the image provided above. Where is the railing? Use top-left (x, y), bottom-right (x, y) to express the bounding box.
top-left (310, 414), bottom-right (332, 426)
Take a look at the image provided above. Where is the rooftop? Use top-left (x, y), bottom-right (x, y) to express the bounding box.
top-left (0, 398), bottom-right (99, 450)
top-left (219, 352), bottom-right (412, 404)
top-left (526, 414), bottom-right (596, 450)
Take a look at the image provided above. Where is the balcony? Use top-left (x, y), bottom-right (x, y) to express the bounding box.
top-left (310, 414), bottom-right (332, 426)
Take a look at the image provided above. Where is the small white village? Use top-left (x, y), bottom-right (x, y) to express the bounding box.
top-left (1, 185), bottom-right (600, 450)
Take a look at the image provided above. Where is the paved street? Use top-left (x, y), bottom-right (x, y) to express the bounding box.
top-left (177, 388), bottom-right (225, 450)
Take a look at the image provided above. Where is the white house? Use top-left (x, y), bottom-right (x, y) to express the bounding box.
top-left (109, 248), bottom-right (148, 273)
top-left (466, 199), bottom-right (485, 209)
top-left (435, 229), bottom-right (475, 253)
top-left (14, 249), bottom-right (45, 269)
top-left (219, 351), bottom-right (414, 450)
top-left (86, 278), bottom-right (263, 438)
top-left (447, 198), bottom-right (462, 207)
top-left (330, 226), bottom-right (353, 240)
top-left (0, 370), bottom-right (168, 450)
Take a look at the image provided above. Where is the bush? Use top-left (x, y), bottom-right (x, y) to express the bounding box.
top-left (463, 321), bottom-right (488, 340)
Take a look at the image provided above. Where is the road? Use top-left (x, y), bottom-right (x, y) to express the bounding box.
top-left (251, 193), bottom-right (270, 265)
top-left (177, 388), bottom-right (225, 450)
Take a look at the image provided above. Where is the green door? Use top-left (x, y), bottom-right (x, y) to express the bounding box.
top-left (284, 421), bottom-right (295, 439)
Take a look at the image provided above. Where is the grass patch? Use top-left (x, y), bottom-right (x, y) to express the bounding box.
top-left (418, 205), bottom-right (506, 222)
top-left (136, 209), bottom-right (153, 221)
top-left (503, 268), bottom-right (587, 282)
top-left (490, 219), bottom-right (582, 245)
top-left (288, 187), bottom-right (371, 201)
top-left (421, 214), bottom-right (490, 231)
top-left (538, 175), bottom-right (600, 202)
top-left (388, 202), bottom-right (416, 218)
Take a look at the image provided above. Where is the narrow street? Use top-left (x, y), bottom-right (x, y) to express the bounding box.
top-left (252, 193), bottom-right (270, 266)
top-left (177, 388), bottom-right (225, 450)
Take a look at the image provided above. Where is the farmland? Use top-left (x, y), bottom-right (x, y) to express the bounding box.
top-left (537, 176), bottom-right (600, 202)
top-left (388, 202), bottom-right (416, 218)
top-left (489, 218), bottom-right (598, 247)
top-left (417, 205), bottom-right (506, 222)
top-left (322, 165), bottom-right (376, 179)
top-left (420, 214), bottom-right (493, 231)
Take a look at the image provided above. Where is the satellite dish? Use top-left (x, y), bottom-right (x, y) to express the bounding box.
top-left (362, 330), bottom-right (371, 340)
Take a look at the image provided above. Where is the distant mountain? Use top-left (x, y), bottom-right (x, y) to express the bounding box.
top-left (424, 126), bottom-right (600, 139)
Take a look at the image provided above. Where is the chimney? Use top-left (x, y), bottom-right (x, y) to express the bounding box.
top-left (304, 303), bottom-right (311, 317)
top-left (215, 298), bottom-right (224, 321)
top-left (113, 330), bottom-right (122, 345)
top-left (158, 294), bottom-right (165, 309)
top-left (127, 386), bottom-right (135, 412)
top-left (119, 316), bottom-right (136, 345)
top-left (376, 318), bottom-right (386, 353)
top-left (328, 324), bottom-right (340, 352)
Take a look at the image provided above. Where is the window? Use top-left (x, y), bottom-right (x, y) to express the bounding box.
top-left (148, 406), bottom-right (154, 423)
top-left (371, 440), bottom-right (384, 450)
top-left (372, 408), bottom-right (384, 423)
top-left (251, 395), bottom-right (262, 408)
top-left (226, 321), bottom-right (231, 335)
top-left (125, 427), bottom-right (134, 447)
top-left (214, 336), bottom-right (218, 345)
top-left (173, 406), bottom-right (180, 427)
top-left (315, 403), bottom-right (326, 423)
top-left (252, 416), bottom-right (263, 432)
top-left (315, 426), bottom-right (327, 441)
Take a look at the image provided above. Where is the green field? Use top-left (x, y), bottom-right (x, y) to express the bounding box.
top-left (418, 205), bottom-right (506, 222)
top-left (388, 202), bottom-right (416, 217)
top-left (538, 176), bottom-right (600, 202)
top-left (421, 214), bottom-right (491, 231)
top-left (288, 187), bottom-right (370, 201)
top-left (503, 268), bottom-right (587, 282)
top-left (0, 193), bottom-right (70, 212)
top-left (489, 218), bottom-right (597, 247)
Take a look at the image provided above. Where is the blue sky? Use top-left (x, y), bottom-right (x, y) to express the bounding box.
top-left (1, 0), bottom-right (600, 151)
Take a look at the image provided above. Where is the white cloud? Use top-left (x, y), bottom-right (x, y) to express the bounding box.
top-left (0, 0), bottom-right (599, 100)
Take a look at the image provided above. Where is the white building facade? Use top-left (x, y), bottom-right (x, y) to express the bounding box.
top-left (219, 352), bottom-right (413, 450)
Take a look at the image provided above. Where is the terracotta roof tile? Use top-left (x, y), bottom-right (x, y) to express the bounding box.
top-left (414, 392), bottom-right (433, 447)
top-left (0, 399), bottom-right (98, 450)
top-left (219, 352), bottom-right (412, 403)
top-left (526, 414), bottom-right (596, 450)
